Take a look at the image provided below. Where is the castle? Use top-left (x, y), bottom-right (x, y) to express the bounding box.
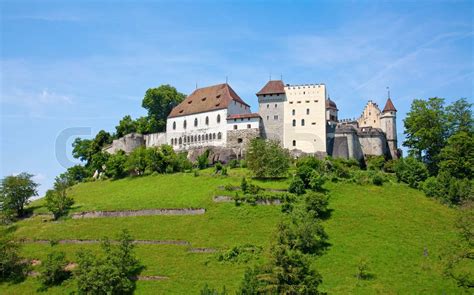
top-left (104, 80), bottom-right (399, 162)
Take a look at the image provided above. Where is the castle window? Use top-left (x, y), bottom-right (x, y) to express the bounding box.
top-left (172, 121), bottom-right (176, 130)
top-left (205, 116), bottom-right (209, 125)
top-left (247, 124), bottom-right (251, 129)
top-left (306, 108), bottom-right (310, 115)
top-left (194, 135), bottom-right (197, 142)
top-left (292, 109), bottom-right (295, 115)
top-left (234, 125), bottom-right (238, 130)
top-left (292, 119), bottom-right (296, 127)
top-left (274, 115), bottom-right (278, 120)
top-left (267, 116), bottom-right (269, 120)
top-left (274, 104), bottom-right (277, 108)
top-left (292, 140), bottom-right (296, 147)
top-left (369, 112), bottom-right (371, 115)
top-left (205, 134), bottom-right (209, 140)
top-left (198, 135), bottom-right (201, 141)
top-left (191, 136), bottom-right (194, 143)
top-left (301, 119), bottom-right (305, 126)
top-left (267, 104), bottom-right (269, 108)
top-left (217, 114), bottom-right (221, 123)
top-left (217, 132), bottom-right (222, 140)
top-left (194, 118), bottom-right (198, 127)
top-left (303, 91), bottom-right (305, 95)
top-left (305, 100), bottom-right (310, 103)
top-left (374, 120), bottom-right (376, 123)
top-left (183, 120), bottom-right (187, 129)
top-left (289, 101), bottom-right (293, 104)
top-left (179, 138), bottom-right (182, 144)
top-left (241, 118), bottom-right (244, 122)
top-left (213, 133), bottom-right (216, 140)
top-left (297, 101), bottom-right (301, 104)
top-left (237, 138), bottom-right (243, 143)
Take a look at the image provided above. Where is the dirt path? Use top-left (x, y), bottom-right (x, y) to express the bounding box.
top-left (22, 239), bottom-right (191, 246)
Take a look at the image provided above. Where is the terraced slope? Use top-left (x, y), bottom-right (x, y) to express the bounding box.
top-left (1, 168), bottom-right (462, 294)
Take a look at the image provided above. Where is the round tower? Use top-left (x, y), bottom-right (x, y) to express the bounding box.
top-left (380, 97), bottom-right (398, 159)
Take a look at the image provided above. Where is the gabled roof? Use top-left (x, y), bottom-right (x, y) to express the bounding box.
top-left (168, 83), bottom-right (250, 118)
top-left (256, 80), bottom-right (285, 95)
top-left (382, 98), bottom-right (397, 112)
top-left (227, 113), bottom-right (260, 120)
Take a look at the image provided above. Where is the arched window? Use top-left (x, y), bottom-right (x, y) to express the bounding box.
top-left (194, 135), bottom-right (197, 142)
top-left (217, 114), bottom-right (221, 123)
top-left (172, 121), bottom-right (176, 130)
top-left (198, 135), bottom-right (201, 141)
top-left (183, 136), bottom-right (186, 143)
top-left (292, 119), bottom-right (296, 127)
top-left (217, 132), bottom-right (222, 140)
top-left (292, 140), bottom-right (296, 147)
top-left (205, 134), bottom-right (209, 140)
top-left (183, 120), bottom-right (187, 129)
top-left (205, 116), bottom-right (209, 125)
top-left (213, 133), bottom-right (216, 140)
top-left (292, 109), bottom-right (295, 115)
top-left (179, 138), bottom-right (182, 144)
top-left (306, 108), bottom-right (310, 115)
top-left (194, 118), bottom-right (198, 127)
top-left (301, 119), bottom-right (305, 126)
top-left (187, 136), bottom-right (190, 143)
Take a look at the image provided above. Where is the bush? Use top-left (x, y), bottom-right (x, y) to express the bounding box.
top-left (216, 244), bottom-right (262, 263)
top-left (45, 189), bottom-right (74, 220)
top-left (305, 192), bottom-right (329, 219)
top-left (197, 150), bottom-right (210, 170)
top-left (383, 159), bottom-right (397, 173)
top-left (214, 162), bottom-right (223, 174)
top-left (38, 251), bottom-right (70, 289)
top-left (356, 258), bottom-right (373, 280)
top-left (228, 159), bottom-right (239, 169)
top-left (422, 177), bottom-right (444, 199)
top-left (75, 230), bottom-right (142, 294)
top-left (105, 151), bottom-right (128, 179)
top-left (296, 164), bottom-right (314, 188)
top-left (366, 155), bottom-right (385, 171)
top-left (246, 139), bottom-right (290, 178)
top-left (288, 176), bottom-right (306, 195)
top-left (394, 157), bottom-right (428, 188)
top-left (372, 173), bottom-right (384, 186)
top-left (241, 177), bottom-right (248, 193)
top-left (0, 231), bottom-right (28, 282)
top-left (309, 170), bottom-right (326, 191)
top-left (200, 283), bottom-right (228, 295)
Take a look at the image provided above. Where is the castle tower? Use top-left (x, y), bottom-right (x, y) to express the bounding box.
top-left (380, 97), bottom-right (398, 159)
top-left (256, 80), bottom-right (286, 144)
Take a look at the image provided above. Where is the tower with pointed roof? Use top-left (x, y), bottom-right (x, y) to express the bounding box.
top-left (380, 97), bottom-right (398, 159)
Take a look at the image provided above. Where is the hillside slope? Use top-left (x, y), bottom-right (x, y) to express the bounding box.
top-left (1, 169), bottom-right (462, 294)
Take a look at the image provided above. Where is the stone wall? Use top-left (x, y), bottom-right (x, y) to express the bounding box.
top-left (226, 128), bottom-right (261, 149)
top-left (145, 132), bottom-right (167, 148)
top-left (103, 133), bottom-right (145, 154)
top-left (357, 128), bottom-right (389, 157)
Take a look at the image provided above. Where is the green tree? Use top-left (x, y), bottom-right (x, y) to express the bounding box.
top-left (305, 192), bottom-right (329, 219)
top-left (38, 251), bottom-right (70, 289)
top-left (0, 173), bottom-right (38, 218)
top-left (126, 146), bottom-right (148, 175)
top-left (72, 138), bottom-right (93, 164)
top-left (0, 229), bottom-right (27, 282)
top-left (64, 165), bottom-right (89, 184)
top-left (394, 157), bottom-right (429, 188)
top-left (142, 85), bottom-right (186, 133)
top-left (105, 151), bottom-right (128, 179)
top-left (45, 173), bottom-right (75, 220)
top-left (446, 98), bottom-right (473, 136)
top-left (246, 139), bottom-right (290, 178)
top-left (438, 131), bottom-right (474, 180)
top-left (309, 170), bottom-right (326, 192)
top-left (403, 97), bottom-right (447, 174)
top-left (75, 230), bottom-right (142, 294)
top-left (288, 176), bottom-right (306, 195)
top-left (115, 115), bottom-right (137, 138)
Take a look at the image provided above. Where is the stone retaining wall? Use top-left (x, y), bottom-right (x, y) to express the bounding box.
top-left (71, 208), bottom-right (205, 219)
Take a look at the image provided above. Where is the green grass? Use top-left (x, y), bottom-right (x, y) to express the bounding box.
top-left (1, 169), bottom-right (463, 294)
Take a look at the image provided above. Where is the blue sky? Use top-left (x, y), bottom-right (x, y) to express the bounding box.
top-left (1, 0), bottom-right (473, 196)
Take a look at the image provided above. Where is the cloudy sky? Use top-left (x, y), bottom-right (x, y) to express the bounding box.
top-left (1, 0), bottom-right (472, 195)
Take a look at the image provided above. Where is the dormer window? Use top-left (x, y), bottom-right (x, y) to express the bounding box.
top-left (188, 100), bottom-right (192, 104)
top-left (201, 97), bottom-right (207, 101)
top-left (179, 110), bottom-right (183, 114)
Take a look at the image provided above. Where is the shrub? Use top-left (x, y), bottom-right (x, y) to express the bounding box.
top-left (394, 157), bottom-right (428, 188)
top-left (38, 251), bottom-right (70, 289)
top-left (0, 231), bottom-right (28, 282)
top-left (224, 184), bottom-right (234, 191)
top-left (296, 164), bottom-right (314, 188)
top-left (241, 177), bottom-right (248, 193)
top-left (126, 146), bottom-right (148, 175)
top-left (216, 244), bottom-right (262, 263)
top-left (214, 162), bottom-right (223, 174)
top-left (366, 155), bottom-right (385, 171)
top-left (193, 169), bottom-right (200, 177)
top-left (246, 139), bottom-right (290, 178)
top-left (221, 166), bottom-right (228, 176)
top-left (200, 284), bottom-right (228, 295)
top-left (288, 176), bottom-right (306, 195)
top-left (383, 159), bottom-right (397, 173)
top-left (105, 151), bottom-right (128, 179)
top-left (75, 230), bottom-right (142, 294)
top-left (372, 173), bottom-right (384, 186)
top-left (356, 258), bottom-right (373, 280)
top-left (309, 170), bottom-right (326, 191)
top-left (45, 189), bottom-right (74, 220)
top-left (305, 192), bottom-right (329, 219)
top-left (197, 150), bottom-right (210, 170)
top-left (422, 177), bottom-right (444, 199)
top-left (228, 159), bottom-right (239, 169)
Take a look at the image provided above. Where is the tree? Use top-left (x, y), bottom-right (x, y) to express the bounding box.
top-left (91, 130), bottom-right (113, 154)
top-left (63, 165), bottom-right (89, 184)
top-left (446, 98), bottom-right (473, 136)
top-left (288, 176), bottom-right (306, 195)
top-left (394, 157), bottom-right (429, 188)
top-left (309, 170), bottom-right (326, 192)
top-left (305, 192), bottom-right (329, 219)
top-left (75, 230), bottom-right (142, 294)
top-left (142, 85), bottom-right (186, 133)
top-left (45, 190), bottom-right (74, 221)
top-left (115, 115), bottom-right (137, 138)
top-left (126, 146), bottom-right (148, 175)
top-left (38, 251), bottom-right (70, 289)
top-left (403, 97), bottom-right (448, 174)
top-left (72, 138), bottom-right (93, 164)
top-left (438, 131), bottom-right (474, 180)
top-left (0, 173), bottom-right (38, 218)
top-left (0, 229), bottom-right (27, 282)
top-left (105, 151), bottom-right (128, 179)
top-left (246, 139), bottom-right (290, 178)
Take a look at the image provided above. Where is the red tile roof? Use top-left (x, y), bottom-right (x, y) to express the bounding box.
top-left (256, 80), bottom-right (285, 95)
top-left (382, 98), bottom-right (397, 112)
top-left (168, 83), bottom-right (250, 118)
top-left (326, 99), bottom-right (338, 110)
top-left (227, 113), bottom-right (261, 120)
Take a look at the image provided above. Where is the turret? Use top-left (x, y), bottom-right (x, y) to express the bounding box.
top-left (256, 80), bottom-right (286, 143)
top-left (380, 97), bottom-right (398, 159)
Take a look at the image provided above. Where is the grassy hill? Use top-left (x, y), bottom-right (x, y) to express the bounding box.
top-left (1, 168), bottom-right (463, 294)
